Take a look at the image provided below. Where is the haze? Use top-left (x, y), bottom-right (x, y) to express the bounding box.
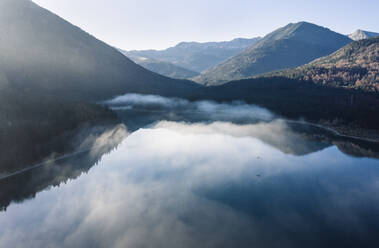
top-left (32, 0), bottom-right (379, 50)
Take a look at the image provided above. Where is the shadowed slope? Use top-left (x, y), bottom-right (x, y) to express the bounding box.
top-left (0, 0), bottom-right (199, 101)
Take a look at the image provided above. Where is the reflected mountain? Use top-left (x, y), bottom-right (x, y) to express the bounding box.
top-left (335, 141), bottom-right (379, 159)
top-left (0, 124), bottom-right (128, 211)
top-left (106, 94), bottom-right (379, 158)
top-left (1, 97), bottom-right (378, 213)
top-left (0, 119), bottom-right (378, 248)
top-left (284, 122), bottom-right (379, 158)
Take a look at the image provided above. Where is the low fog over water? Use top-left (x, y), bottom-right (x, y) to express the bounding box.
top-left (104, 93), bottom-right (275, 123)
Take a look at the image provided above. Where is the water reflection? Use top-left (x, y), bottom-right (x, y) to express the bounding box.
top-left (0, 124), bottom-right (128, 211)
top-left (0, 119), bottom-right (378, 248)
top-left (0, 94), bottom-right (378, 248)
top-left (110, 94), bottom-right (379, 158)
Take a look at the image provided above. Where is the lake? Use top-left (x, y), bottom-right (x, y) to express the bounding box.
top-left (0, 94), bottom-right (378, 248)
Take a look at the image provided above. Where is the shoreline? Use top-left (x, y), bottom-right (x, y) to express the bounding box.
top-left (1, 117), bottom-right (377, 181)
top-left (0, 147), bottom-right (95, 182)
top-left (285, 119), bottom-right (379, 143)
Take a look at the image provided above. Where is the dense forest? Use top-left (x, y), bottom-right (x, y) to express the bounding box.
top-left (0, 89), bottom-right (118, 173)
top-left (266, 37), bottom-right (379, 92)
top-left (193, 77), bottom-right (379, 138)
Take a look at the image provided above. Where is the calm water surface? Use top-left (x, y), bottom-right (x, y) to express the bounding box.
top-left (0, 94), bottom-right (378, 248)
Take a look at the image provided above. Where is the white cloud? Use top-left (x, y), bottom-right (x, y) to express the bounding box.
top-left (104, 93), bottom-right (274, 123)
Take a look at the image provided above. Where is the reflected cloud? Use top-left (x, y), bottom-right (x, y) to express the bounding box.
top-left (0, 121), bottom-right (378, 248)
top-left (1, 95), bottom-right (379, 248)
top-left (152, 120), bottom-right (330, 155)
top-left (104, 93), bottom-right (379, 159)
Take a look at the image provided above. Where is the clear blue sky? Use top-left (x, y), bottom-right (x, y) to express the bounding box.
top-left (33, 0), bottom-right (379, 50)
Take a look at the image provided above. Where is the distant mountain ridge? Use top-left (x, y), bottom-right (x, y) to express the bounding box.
top-left (193, 22), bottom-right (353, 86)
top-left (190, 37), bottom-right (379, 135)
top-left (349, 29), bottom-right (379, 41)
top-left (175, 38), bottom-right (260, 50)
top-left (119, 50), bottom-right (199, 79)
top-left (124, 37), bottom-right (261, 72)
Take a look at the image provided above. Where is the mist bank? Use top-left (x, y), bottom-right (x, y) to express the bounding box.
top-left (104, 93), bottom-right (274, 123)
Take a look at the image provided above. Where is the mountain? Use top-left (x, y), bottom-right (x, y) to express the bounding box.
top-left (189, 38), bottom-right (379, 138)
top-left (119, 50), bottom-right (199, 79)
top-left (193, 22), bottom-right (353, 86)
top-left (0, 0), bottom-right (199, 101)
top-left (124, 37), bottom-right (261, 73)
top-left (0, 0), bottom-right (199, 172)
top-left (349, 29), bottom-right (379, 41)
top-left (266, 37), bottom-right (379, 92)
